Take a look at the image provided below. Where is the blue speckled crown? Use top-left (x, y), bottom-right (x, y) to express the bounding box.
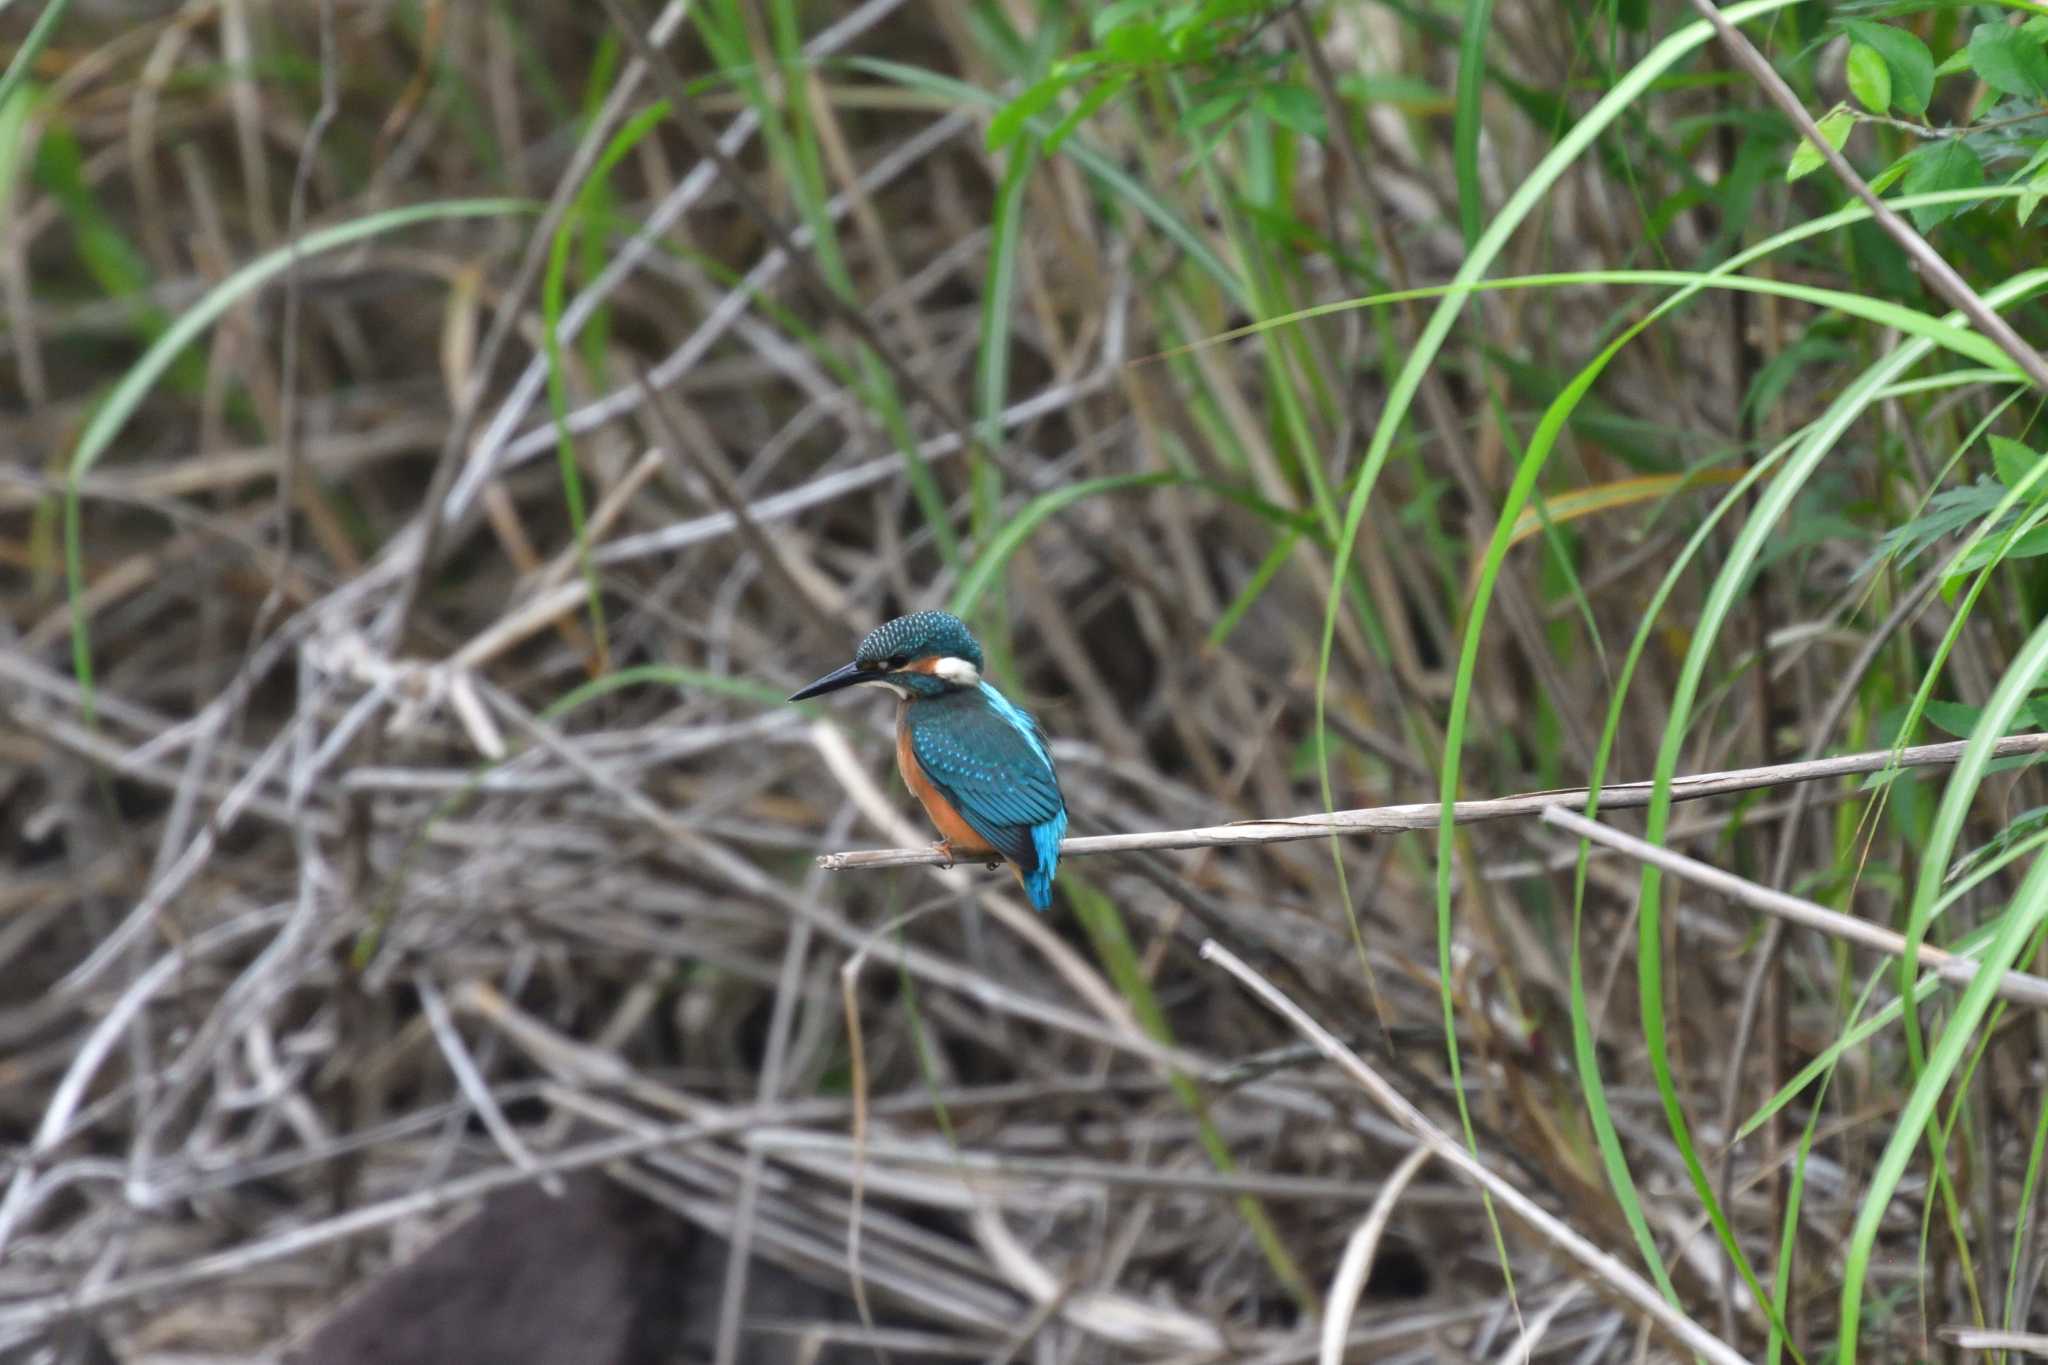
top-left (854, 611), bottom-right (983, 668)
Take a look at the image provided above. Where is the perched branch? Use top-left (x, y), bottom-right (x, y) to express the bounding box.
top-left (818, 732), bottom-right (2048, 871)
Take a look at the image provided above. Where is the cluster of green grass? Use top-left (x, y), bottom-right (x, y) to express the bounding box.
top-left (947, 2), bottom-right (2048, 1357)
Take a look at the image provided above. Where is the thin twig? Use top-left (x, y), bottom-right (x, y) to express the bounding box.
top-left (1542, 805), bottom-right (2048, 1009)
top-left (818, 732), bottom-right (2048, 870)
top-left (1687, 0), bottom-right (2048, 393)
top-left (1198, 939), bottom-right (1750, 1365)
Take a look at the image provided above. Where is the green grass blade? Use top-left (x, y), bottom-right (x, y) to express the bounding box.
top-left (1454, 0), bottom-right (1496, 248)
top-left (1841, 647), bottom-right (2048, 1355)
top-left (949, 473), bottom-right (1176, 616)
top-left (0, 0), bottom-right (71, 115)
top-left (1638, 267), bottom-right (2048, 1363)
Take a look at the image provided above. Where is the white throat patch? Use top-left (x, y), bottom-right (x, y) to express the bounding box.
top-left (932, 656), bottom-right (982, 686)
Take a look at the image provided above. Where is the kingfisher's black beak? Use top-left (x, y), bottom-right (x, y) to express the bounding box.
top-left (788, 660), bottom-right (869, 702)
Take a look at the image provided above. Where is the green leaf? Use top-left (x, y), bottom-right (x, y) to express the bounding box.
top-left (1256, 82), bottom-right (1325, 137)
top-left (1842, 20), bottom-right (1934, 116)
top-left (987, 75), bottom-right (1065, 151)
top-left (1848, 42), bottom-right (1892, 113)
top-left (1090, 0), bottom-right (1151, 42)
top-left (1786, 103), bottom-right (1854, 181)
top-left (2009, 141), bottom-right (2048, 223)
top-left (1867, 153), bottom-right (1914, 195)
top-left (1902, 138), bottom-right (1985, 229)
top-left (1954, 522), bottom-right (2048, 574)
top-left (1184, 87), bottom-right (1247, 130)
top-left (2025, 162), bottom-right (2048, 225)
top-left (1924, 701), bottom-right (1988, 739)
top-left (1993, 435), bottom-right (2042, 492)
top-left (1045, 70), bottom-right (1128, 152)
top-left (1969, 22), bottom-right (2048, 100)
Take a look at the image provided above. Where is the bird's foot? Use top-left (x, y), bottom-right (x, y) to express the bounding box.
top-left (931, 840), bottom-right (956, 870)
top-left (985, 860), bottom-right (1002, 872)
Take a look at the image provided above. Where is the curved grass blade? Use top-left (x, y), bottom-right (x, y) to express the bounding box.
top-left (0, 0), bottom-right (70, 115)
top-left (1297, 0), bottom-right (1800, 1323)
top-left (1633, 268), bottom-right (2048, 1364)
top-left (1840, 627), bottom-right (2048, 1356)
top-left (64, 197), bottom-right (535, 723)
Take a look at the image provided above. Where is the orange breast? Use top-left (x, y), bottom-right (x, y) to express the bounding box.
top-left (897, 707), bottom-right (998, 858)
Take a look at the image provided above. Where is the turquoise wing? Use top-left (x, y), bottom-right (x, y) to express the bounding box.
top-left (907, 687), bottom-right (1065, 883)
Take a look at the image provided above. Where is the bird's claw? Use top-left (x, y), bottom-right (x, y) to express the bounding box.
top-left (931, 841), bottom-right (956, 870)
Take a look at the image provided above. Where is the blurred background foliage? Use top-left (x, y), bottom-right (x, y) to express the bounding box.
top-left (7, 0), bottom-right (2048, 1360)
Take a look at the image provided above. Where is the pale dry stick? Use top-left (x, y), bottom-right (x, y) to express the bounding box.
top-left (0, 418), bottom-right (450, 511)
top-left (0, 699), bottom-right (307, 839)
top-left (710, 803), bottom-right (847, 1365)
top-left (0, 910), bottom-right (287, 1256)
top-left (822, 732), bottom-right (2048, 870)
top-left (743, 1130), bottom-right (1474, 1207)
top-left (836, 899), bottom-right (953, 1357)
top-left (220, 0), bottom-right (275, 242)
top-left (633, 362), bottom-right (845, 639)
top-left (1502, 1283), bottom-right (1589, 1365)
top-left (587, 364), bottom-right (1114, 566)
top-left (413, 974), bottom-right (558, 1196)
top-left (1320, 1145), bottom-right (1432, 1365)
top-left (1541, 805), bottom-right (2048, 1008)
top-left (1938, 1326), bottom-right (2048, 1354)
top-left (968, 1196), bottom-right (1222, 1353)
top-left (1198, 940), bottom-right (1751, 1365)
top-left (1688, 0), bottom-right (2048, 393)
top-left (48, 706), bottom-right (330, 994)
top-left (449, 368), bottom-right (1112, 672)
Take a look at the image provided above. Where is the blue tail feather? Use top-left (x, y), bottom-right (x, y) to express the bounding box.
top-left (1024, 808), bottom-right (1067, 911)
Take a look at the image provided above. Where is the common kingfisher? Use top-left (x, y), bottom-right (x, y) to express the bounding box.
top-left (789, 611), bottom-right (1067, 910)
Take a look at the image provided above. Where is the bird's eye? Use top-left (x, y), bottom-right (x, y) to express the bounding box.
top-left (885, 654), bottom-right (909, 669)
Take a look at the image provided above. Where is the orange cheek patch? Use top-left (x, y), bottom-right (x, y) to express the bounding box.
top-left (902, 656), bottom-right (942, 675)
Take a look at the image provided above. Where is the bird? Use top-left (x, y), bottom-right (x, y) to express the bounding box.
top-left (788, 610), bottom-right (1067, 910)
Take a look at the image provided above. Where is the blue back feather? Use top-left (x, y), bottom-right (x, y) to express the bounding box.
top-left (906, 683), bottom-right (1065, 910)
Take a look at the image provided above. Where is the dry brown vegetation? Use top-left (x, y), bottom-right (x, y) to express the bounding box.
top-left (6, 1), bottom-right (2048, 1361)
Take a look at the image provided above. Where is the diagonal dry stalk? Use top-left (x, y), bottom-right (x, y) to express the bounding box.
top-left (1542, 805), bottom-right (2048, 1009)
top-left (1688, 0), bottom-right (2048, 393)
top-left (1199, 940), bottom-right (1751, 1365)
